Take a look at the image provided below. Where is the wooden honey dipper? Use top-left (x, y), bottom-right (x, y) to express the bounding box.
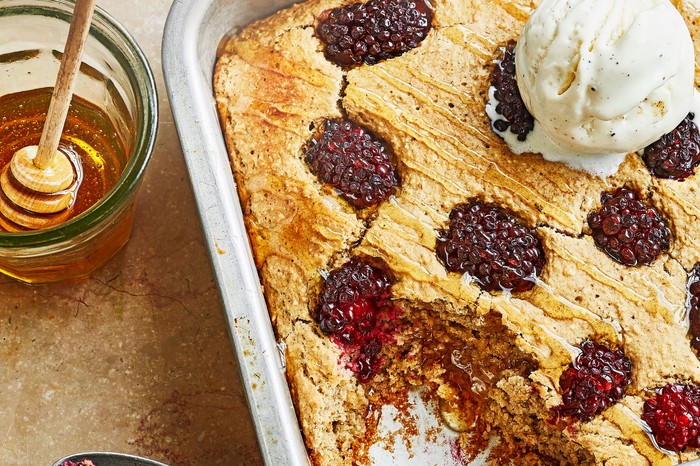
top-left (0, 0), bottom-right (96, 231)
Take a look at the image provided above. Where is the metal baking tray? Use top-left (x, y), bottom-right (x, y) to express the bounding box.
top-left (162, 2), bottom-right (700, 466)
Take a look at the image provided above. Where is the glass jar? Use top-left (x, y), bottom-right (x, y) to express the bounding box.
top-left (0, 0), bottom-right (157, 283)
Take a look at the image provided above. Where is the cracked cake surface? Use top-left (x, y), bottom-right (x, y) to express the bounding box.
top-left (214, 0), bottom-right (700, 464)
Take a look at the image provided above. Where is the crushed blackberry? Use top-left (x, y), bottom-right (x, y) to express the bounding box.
top-left (436, 202), bottom-right (545, 292)
top-left (551, 340), bottom-right (631, 423)
top-left (305, 119), bottom-right (399, 209)
top-left (489, 42), bottom-right (534, 142)
top-left (316, 0), bottom-right (433, 67)
top-left (688, 265), bottom-right (700, 353)
top-left (587, 188), bottom-right (670, 267)
top-left (316, 258), bottom-right (401, 382)
top-left (643, 113), bottom-right (700, 180)
top-left (642, 383), bottom-right (700, 451)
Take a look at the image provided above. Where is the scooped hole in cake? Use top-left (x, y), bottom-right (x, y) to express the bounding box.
top-left (362, 304), bottom-right (541, 463)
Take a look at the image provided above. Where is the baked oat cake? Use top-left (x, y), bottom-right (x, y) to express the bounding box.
top-left (213, 0), bottom-right (700, 464)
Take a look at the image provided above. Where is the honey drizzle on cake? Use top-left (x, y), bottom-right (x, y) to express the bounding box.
top-left (443, 26), bottom-right (497, 60)
top-left (345, 42), bottom-right (590, 234)
top-left (606, 405), bottom-right (675, 465)
top-left (652, 182), bottom-right (700, 268)
top-left (547, 239), bottom-right (680, 323)
top-left (345, 84), bottom-right (582, 230)
top-left (491, 0), bottom-right (531, 22)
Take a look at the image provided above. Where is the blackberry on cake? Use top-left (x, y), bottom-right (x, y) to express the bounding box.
top-left (643, 113), bottom-right (700, 180)
top-left (489, 42), bottom-right (534, 141)
top-left (551, 340), bottom-right (632, 423)
top-left (316, 0), bottom-right (433, 66)
top-left (305, 119), bottom-right (399, 209)
top-left (587, 188), bottom-right (671, 267)
top-left (436, 202), bottom-right (545, 292)
top-left (689, 265), bottom-right (700, 353)
top-left (643, 383), bottom-right (700, 451)
top-left (315, 257), bottom-right (401, 382)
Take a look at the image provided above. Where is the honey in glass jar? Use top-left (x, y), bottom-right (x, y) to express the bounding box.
top-left (0, 1), bottom-right (157, 284)
top-left (0, 88), bottom-right (127, 231)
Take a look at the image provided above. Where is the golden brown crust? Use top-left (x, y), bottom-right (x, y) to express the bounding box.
top-left (214, 0), bottom-right (700, 464)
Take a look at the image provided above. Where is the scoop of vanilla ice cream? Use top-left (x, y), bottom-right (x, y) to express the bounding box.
top-left (515, 0), bottom-right (695, 155)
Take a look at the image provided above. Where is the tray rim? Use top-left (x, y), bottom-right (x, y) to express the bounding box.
top-left (161, 1), bottom-right (309, 465)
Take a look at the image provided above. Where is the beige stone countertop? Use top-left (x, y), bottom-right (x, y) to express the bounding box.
top-left (0, 0), bottom-right (264, 464)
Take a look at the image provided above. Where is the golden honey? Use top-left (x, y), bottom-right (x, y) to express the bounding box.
top-left (0, 87), bottom-right (127, 230)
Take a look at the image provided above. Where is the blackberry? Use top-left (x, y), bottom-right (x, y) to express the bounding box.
top-left (316, 258), bottom-right (401, 382)
top-left (551, 340), bottom-right (632, 423)
top-left (305, 119), bottom-right (399, 209)
top-left (436, 203), bottom-right (545, 292)
top-left (489, 42), bottom-right (534, 141)
top-left (587, 188), bottom-right (670, 267)
top-left (316, 0), bottom-right (433, 67)
top-left (643, 113), bottom-right (700, 180)
top-left (688, 265), bottom-right (700, 353)
top-left (642, 383), bottom-right (700, 451)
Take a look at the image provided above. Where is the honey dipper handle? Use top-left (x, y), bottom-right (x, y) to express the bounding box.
top-left (34, 0), bottom-right (96, 169)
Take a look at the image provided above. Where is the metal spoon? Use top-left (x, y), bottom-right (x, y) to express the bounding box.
top-left (52, 452), bottom-right (169, 466)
